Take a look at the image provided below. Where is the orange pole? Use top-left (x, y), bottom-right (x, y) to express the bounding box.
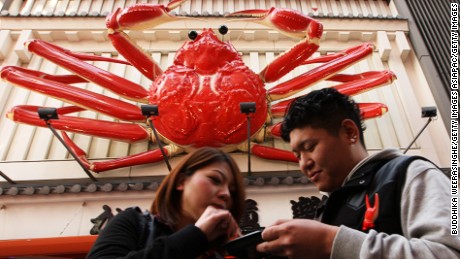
top-left (0, 235), bottom-right (97, 257)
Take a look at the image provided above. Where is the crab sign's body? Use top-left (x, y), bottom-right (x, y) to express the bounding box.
top-left (0, 1), bottom-right (396, 173)
top-left (150, 28), bottom-right (267, 147)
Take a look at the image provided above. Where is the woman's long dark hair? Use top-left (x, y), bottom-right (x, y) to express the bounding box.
top-left (150, 147), bottom-right (246, 227)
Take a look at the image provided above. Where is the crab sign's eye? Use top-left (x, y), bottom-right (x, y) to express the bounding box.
top-left (188, 31), bottom-right (198, 40)
top-left (218, 25), bottom-right (228, 35)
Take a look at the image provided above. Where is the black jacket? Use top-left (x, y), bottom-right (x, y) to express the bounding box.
top-left (320, 156), bottom-right (427, 234)
top-left (87, 207), bottom-right (210, 259)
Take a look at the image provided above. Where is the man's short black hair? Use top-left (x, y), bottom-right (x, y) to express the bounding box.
top-left (281, 88), bottom-right (366, 147)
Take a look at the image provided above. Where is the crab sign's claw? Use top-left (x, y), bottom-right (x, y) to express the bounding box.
top-left (106, 1), bottom-right (191, 81)
top-left (227, 8), bottom-right (323, 83)
top-left (106, 0), bottom-right (189, 31)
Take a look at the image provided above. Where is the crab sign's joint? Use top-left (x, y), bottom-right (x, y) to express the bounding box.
top-left (362, 193), bottom-right (380, 231)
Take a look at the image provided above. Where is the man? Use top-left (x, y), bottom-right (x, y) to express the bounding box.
top-left (256, 88), bottom-right (460, 258)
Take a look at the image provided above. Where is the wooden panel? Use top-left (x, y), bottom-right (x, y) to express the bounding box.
top-left (319, 0), bottom-right (329, 16)
top-left (368, 0), bottom-right (381, 17)
top-left (263, 52), bottom-right (276, 90)
top-left (46, 66), bottom-right (71, 160)
top-left (248, 52), bottom-right (260, 74)
top-left (350, 0), bottom-right (361, 17)
top-left (109, 55), bottom-right (144, 158)
top-left (192, 0), bottom-right (202, 15)
top-left (32, 0), bottom-right (47, 16)
top-left (0, 40), bottom-right (22, 159)
top-left (55, 0), bottom-right (70, 16)
top-left (201, 0), bottom-right (211, 15)
top-left (178, 0), bottom-right (191, 15)
top-left (26, 60), bottom-right (60, 160)
top-left (298, 0), bottom-right (310, 15)
top-left (89, 0), bottom-right (104, 16)
top-left (387, 56), bottom-right (422, 148)
top-left (395, 31), bottom-right (411, 62)
top-left (66, 0), bottom-right (81, 16)
top-left (4, 56), bottom-right (43, 161)
top-left (377, 31), bottom-right (391, 61)
top-left (19, 0), bottom-right (34, 16)
top-left (330, 0), bottom-right (340, 16)
top-left (350, 60), bottom-right (385, 150)
top-left (43, 0), bottom-right (58, 16)
top-left (86, 55), bottom-right (113, 158)
top-left (77, 0), bottom-right (91, 16)
top-left (0, 30), bottom-right (13, 61)
top-left (378, 0), bottom-right (392, 17)
top-left (100, 1), bottom-right (114, 16)
top-left (339, 0), bottom-right (351, 16)
top-left (358, 0), bottom-right (370, 17)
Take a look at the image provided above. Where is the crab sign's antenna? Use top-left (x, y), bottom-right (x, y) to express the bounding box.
top-left (141, 105), bottom-right (172, 172)
top-left (240, 102), bottom-right (256, 176)
top-left (37, 107), bottom-right (97, 182)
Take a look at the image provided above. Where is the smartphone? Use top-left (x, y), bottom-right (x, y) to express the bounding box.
top-left (224, 230), bottom-right (268, 259)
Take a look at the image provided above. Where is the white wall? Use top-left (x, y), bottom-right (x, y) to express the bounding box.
top-left (0, 184), bottom-right (320, 239)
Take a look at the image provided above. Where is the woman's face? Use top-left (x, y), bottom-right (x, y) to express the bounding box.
top-left (177, 161), bottom-right (235, 223)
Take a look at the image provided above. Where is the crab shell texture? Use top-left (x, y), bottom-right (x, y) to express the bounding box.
top-left (149, 28), bottom-right (267, 147)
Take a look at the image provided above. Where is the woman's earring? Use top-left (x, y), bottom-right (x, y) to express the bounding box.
top-left (351, 136), bottom-right (357, 143)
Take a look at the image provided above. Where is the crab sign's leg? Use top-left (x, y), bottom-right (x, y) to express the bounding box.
top-left (22, 40), bottom-right (149, 103)
top-left (270, 67), bottom-right (395, 118)
top-left (1, 66), bottom-right (145, 121)
top-left (238, 143), bottom-right (298, 163)
top-left (270, 68), bottom-right (394, 120)
top-left (7, 105), bottom-right (149, 142)
top-left (5, 67), bottom-right (89, 84)
top-left (106, 1), bottom-right (190, 81)
top-left (358, 103), bottom-right (389, 118)
top-left (62, 132), bottom-right (185, 172)
top-left (266, 101), bottom-right (387, 139)
top-left (271, 98), bottom-right (388, 120)
top-left (331, 70), bottom-right (396, 96)
top-left (267, 43), bottom-right (387, 101)
top-left (21, 39), bottom-right (133, 66)
top-left (227, 8), bottom-right (323, 83)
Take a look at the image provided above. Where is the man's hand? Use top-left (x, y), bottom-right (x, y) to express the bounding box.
top-left (256, 219), bottom-right (339, 259)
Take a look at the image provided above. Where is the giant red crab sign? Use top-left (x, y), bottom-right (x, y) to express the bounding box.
top-left (0, 0), bottom-right (395, 173)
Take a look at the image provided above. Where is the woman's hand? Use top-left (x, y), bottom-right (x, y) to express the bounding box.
top-left (195, 205), bottom-right (241, 244)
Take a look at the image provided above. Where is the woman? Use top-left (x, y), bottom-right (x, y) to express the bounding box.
top-left (87, 147), bottom-right (246, 258)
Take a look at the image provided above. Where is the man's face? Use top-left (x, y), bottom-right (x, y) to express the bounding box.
top-left (289, 126), bottom-right (354, 192)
